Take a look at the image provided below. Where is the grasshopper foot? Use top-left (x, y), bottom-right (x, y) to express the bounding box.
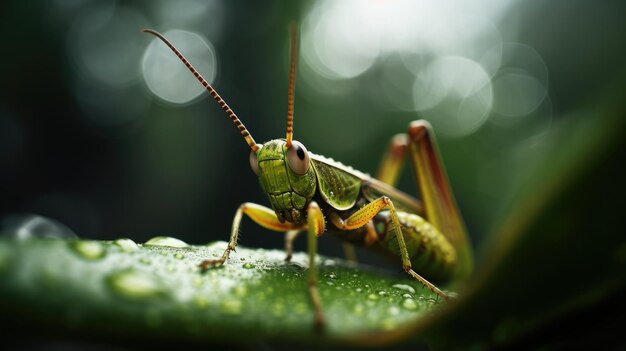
top-left (198, 257), bottom-right (226, 270)
top-left (199, 247), bottom-right (234, 270)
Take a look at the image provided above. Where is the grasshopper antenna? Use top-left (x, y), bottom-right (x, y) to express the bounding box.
top-left (285, 23), bottom-right (298, 148)
top-left (141, 28), bottom-right (260, 152)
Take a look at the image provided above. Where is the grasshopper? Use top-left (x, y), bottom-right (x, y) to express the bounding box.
top-left (142, 26), bottom-right (473, 331)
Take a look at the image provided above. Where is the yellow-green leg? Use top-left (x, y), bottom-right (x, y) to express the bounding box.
top-left (284, 229), bottom-right (301, 262)
top-left (306, 201), bottom-right (326, 331)
top-left (329, 196), bottom-right (449, 300)
top-left (199, 202), bottom-right (302, 269)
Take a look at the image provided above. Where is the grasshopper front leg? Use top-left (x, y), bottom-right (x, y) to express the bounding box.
top-left (199, 202), bottom-right (303, 269)
top-left (199, 201), bottom-right (328, 331)
top-left (306, 201), bottom-right (326, 331)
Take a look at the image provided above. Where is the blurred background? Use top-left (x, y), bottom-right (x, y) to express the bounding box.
top-left (0, 0), bottom-right (624, 262)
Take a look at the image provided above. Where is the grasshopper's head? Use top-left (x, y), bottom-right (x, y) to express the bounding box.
top-left (249, 139), bottom-right (316, 223)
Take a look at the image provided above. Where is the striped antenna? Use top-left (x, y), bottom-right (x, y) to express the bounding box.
top-left (285, 23), bottom-right (298, 148)
top-left (142, 29), bottom-right (260, 152)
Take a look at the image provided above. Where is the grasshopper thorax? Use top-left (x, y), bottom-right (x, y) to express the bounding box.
top-left (250, 139), bottom-right (317, 224)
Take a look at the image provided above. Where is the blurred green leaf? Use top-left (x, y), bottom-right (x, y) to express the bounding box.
top-left (0, 237), bottom-right (445, 344)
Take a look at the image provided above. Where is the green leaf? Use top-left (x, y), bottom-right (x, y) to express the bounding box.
top-left (0, 237), bottom-right (445, 343)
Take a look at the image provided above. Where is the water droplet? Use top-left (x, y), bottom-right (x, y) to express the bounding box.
top-left (240, 257), bottom-right (246, 261)
top-left (1, 214), bottom-right (77, 239)
top-left (355, 288), bottom-right (363, 293)
top-left (107, 269), bottom-right (166, 299)
top-left (70, 240), bottom-right (106, 260)
top-left (113, 238), bottom-right (139, 252)
top-left (378, 290), bottom-right (388, 297)
top-left (323, 259), bottom-right (336, 267)
top-left (392, 284), bottom-right (416, 294)
top-left (139, 257), bottom-right (151, 265)
top-left (242, 263), bottom-right (255, 269)
top-left (402, 298), bottom-right (418, 310)
top-left (326, 272), bottom-right (337, 279)
top-left (402, 293), bottom-right (413, 299)
top-left (219, 299), bottom-right (242, 314)
top-left (144, 236), bottom-right (189, 248)
top-left (173, 252), bottom-right (185, 260)
top-left (368, 293), bottom-right (379, 301)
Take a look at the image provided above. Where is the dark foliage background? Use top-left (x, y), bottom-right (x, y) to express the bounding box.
top-left (0, 1), bottom-right (625, 348)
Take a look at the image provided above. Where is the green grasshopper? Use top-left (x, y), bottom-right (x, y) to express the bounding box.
top-left (142, 26), bottom-right (473, 331)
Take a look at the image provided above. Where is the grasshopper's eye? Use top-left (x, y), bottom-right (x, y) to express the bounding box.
top-left (286, 141), bottom-right (310, 175)
top-left (249, 150), bottom-right (259, 175)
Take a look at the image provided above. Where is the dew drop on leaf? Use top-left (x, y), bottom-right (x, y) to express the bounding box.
top-left (107, 269), bottom-right (167, 299)
top-left (402, 298), bottom-right (418, 310)
top-left (113, 238), bottom-right (139, 252)
top-left (144, 236), bottom-right (189, 248)
top-left (242, 263), bottom-right (255, 269)
top-left (392, 283), bottom-right (416, 294)
top-left (1, 215), bottom-right (77, 240)
top-left (70, 240), bottom-right (106, 260)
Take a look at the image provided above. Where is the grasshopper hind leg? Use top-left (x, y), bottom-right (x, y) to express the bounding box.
top-left (376, 120), bottom-right (472, 280)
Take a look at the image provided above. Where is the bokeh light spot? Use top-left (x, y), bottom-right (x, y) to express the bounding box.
top-left (492, 71), bottom-right (547, 117)
top-left (67, 4), bottom-right (148, 88)
top-left (415, 56), bottom-right (493, 137)
top-left (301, 2), bottom-right (380, 80)
top-left (142, 29), bottom-right (217, 104)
